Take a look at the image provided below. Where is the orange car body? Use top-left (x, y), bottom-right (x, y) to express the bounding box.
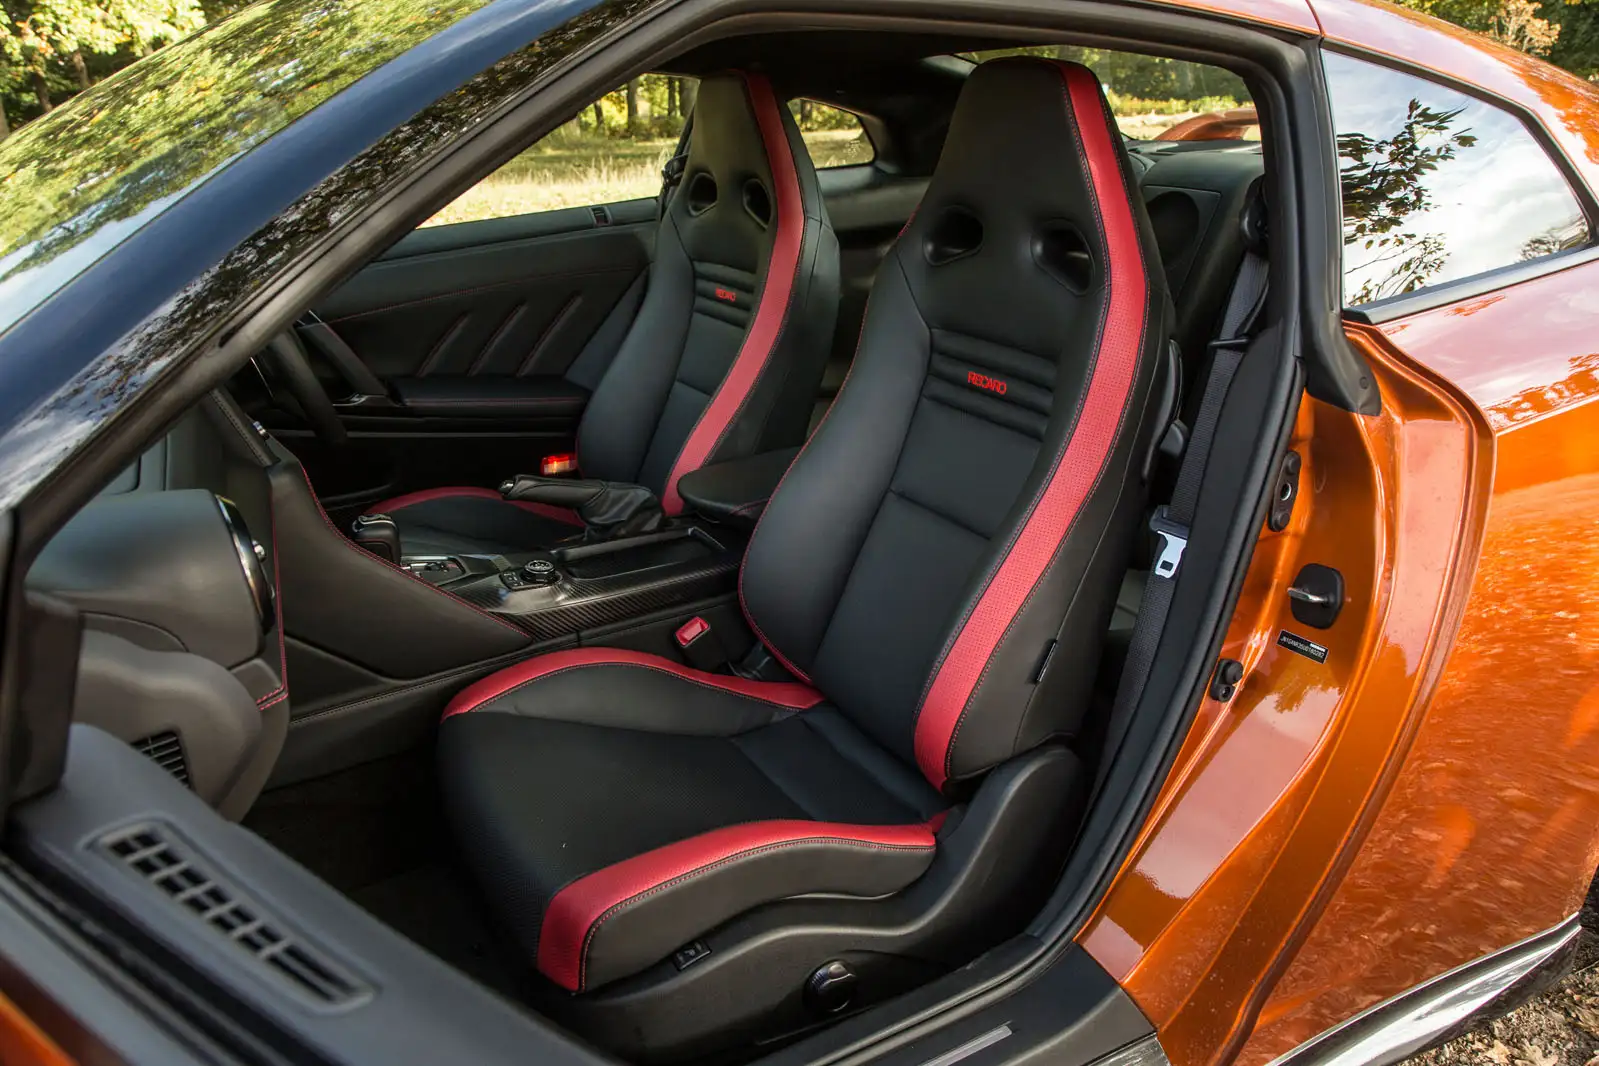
top-left (1083, 3), bottom-right (1599, 1064)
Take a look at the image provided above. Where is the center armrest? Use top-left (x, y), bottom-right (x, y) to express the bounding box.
top-left (390, 375), bottom-right (588, 420)
top-left (675, 448), bottom-right (799, 530)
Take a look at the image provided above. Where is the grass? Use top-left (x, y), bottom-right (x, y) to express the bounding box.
top-left (420, 113), bottom-right (1250, 227)
top-left (422, 129), bottom-right (874, 227)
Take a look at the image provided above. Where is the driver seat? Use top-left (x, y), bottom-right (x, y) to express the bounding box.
top-left (372, 72), bottom-right (840, 555)
top-left (439, 59), bottom-right (1171, 1058)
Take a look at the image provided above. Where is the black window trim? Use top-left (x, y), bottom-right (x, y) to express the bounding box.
top-left (1321, 42), bottom-right (1599, 323)
top-left (788, 96), bottom-right (881, 169)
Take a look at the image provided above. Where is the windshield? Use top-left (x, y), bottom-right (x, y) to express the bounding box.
top-left (0, 0), bottom-right (494, 338)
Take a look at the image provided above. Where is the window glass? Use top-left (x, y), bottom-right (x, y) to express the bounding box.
top-left (424, 76), bottom-right (697, 227)
top-left (789, 100), bottom-right (876, 167)
top-left (1325, 51), bottom-right (1589, 306)
top-left (962, 48), bottom-right (1257, 142)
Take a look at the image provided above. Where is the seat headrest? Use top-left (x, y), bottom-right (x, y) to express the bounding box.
top-left (899, 58), bottom-right (1149, 361)
top-left (670, 71), bottom-right (819, 269)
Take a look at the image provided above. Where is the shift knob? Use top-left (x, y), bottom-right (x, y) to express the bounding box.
top-left (351, 513), bottom-right (401, 563)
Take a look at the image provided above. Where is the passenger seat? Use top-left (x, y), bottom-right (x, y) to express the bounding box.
top-left (372, 72), bottom-right (841, 555)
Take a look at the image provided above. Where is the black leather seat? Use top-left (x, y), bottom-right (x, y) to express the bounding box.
top-left (439, 59), bottom-right (1172, 1057)
top-left (372, 72), bottom-right (840, 555)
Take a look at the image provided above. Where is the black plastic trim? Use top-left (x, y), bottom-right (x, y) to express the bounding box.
top-left (1346, 244), bottom-right (1599, 325)
top-left (12, 726), bottom-right (612, 1066)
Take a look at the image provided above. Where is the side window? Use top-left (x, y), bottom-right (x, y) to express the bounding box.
top-left (789, 100), bottom-right (875, 167)
top-left (963, 47), bottom-right (1256, 142)
top-left (1324, 52), bottom-right (1589, 307)
top-left (424, 76), bottom-right (698, 227)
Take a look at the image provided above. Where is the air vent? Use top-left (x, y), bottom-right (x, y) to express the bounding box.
top-left (100, 824), bottom-right (368, 1008)
top-left (132, 731), bottom-right (189, 786)
top-left (590, 204), bottom-right (612, 227)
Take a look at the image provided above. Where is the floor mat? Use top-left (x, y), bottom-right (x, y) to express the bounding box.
top-left (245, 749), bottom-right (532, 1000)
top-left (349, 863), bottom-right (534, 1000)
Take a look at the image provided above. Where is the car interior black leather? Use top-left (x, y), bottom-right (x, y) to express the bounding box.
top-left (674, 446), bottom-right (799, 529)
top-left (388, 374), bottom-right (590, 421)
top-left (374, 71), bottom-right (841, 557)
top-left (436, 58), bottom-right (1174, 1059)
top-left (499, 474), bottom-right (664, 539)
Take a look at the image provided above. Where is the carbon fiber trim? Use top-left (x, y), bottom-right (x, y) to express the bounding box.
top-left (451, 555), bottom-right (740, 640)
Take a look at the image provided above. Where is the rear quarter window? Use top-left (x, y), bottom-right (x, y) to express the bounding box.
top-left (1324, 51), bottom-right (1590, 307)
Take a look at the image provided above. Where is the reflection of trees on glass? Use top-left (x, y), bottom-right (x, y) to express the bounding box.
top-left (1337, 99), bottom-right (1476, 305)
top-left (0, 0), bottom-right (490, 293)
top-left (1328, 51), bottom-right (1590, 307)
top-left (1518, 219), bottom-right (1589, 261)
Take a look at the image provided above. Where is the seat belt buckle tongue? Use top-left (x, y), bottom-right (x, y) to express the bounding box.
top-left (1150, 505), bottom-right (1189, 580)
top-left (675, 616), bottom-right (728, 671)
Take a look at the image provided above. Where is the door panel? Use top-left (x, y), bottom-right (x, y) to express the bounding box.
top-left (265, 199), bottom-right (655, 513)
top-left (313, 201), bottom-right (655, 382)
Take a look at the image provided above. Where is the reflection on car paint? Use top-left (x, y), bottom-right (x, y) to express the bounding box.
top-left (1243, 264), bottom-right (1599, 1066)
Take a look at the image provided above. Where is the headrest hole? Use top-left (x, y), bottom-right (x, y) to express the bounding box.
top-left (686, 172), bottom-right (718, 216)
top-left (1033, 222), bottom-right (1096, 294)
top-left (924, 206), bottom-right (984, 267)
top-left (742, 179), bottom-right (772, 228)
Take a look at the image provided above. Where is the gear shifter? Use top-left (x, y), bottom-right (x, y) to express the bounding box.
top-left (500, 475), bottom-right (664, 540)
top-left (351, 513), bottom-right (402, 563)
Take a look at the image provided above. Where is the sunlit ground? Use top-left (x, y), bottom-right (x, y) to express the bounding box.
top-left (423, 113), bottom-right (1238, 227)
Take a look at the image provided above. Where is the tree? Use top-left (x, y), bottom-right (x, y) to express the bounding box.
top-left (1, 0), bottom-right (204, 127)
top-left (1543, 0), bottom-right (1599, 78)
top-left (1336, 98), bottom-right (1478, 303)
top-left (1390, 0), bottom-right (1561, 55)
top-left (625, 77), bottom-right (639, 132)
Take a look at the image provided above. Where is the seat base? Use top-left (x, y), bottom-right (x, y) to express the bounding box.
top-left (544, 744), bottom-right (1085, 1063)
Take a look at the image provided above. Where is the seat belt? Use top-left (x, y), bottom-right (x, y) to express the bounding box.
top-left (658, 115), bottom-right (694, 214)
top-left (1095, 246), bottom-right (1269, 789)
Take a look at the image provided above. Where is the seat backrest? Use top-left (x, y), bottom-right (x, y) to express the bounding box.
top-left (741, 59), bottom-right (1173, 793)
top-left (576, 72), bottom-right (840, 513)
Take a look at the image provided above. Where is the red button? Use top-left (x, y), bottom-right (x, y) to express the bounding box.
top-left (675, 617), bottom-right (710, 647)
top-left (541, 453), bottom-right (577, 476)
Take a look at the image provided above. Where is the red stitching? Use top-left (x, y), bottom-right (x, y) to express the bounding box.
top-left (574, 835), bottom-right (934, 991)
top-left (255, 497), bottom-right (289, 708)
top-left (661, 73), bottom-right (806, 516)
top-left (738, 274), bottom-right (880, 685)
top-left (295, 466), bottom-right (529, 638)
top-left (441, 652), bottom-right (822, 720)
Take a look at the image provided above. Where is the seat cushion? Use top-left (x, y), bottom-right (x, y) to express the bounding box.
top-left (372, 486), bottom-right (582, 556)
top-left (438, 648), bottom-right (945, 992)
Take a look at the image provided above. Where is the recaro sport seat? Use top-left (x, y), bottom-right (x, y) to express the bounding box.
top-left (439, 59), bottom-right (1172, 1057)
top-left (374, 72), bottom-right (840, 555)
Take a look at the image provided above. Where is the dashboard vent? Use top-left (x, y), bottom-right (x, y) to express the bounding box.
top-left (132, 731), bottom-right (189, 786)
top-left (99, 824), bottom-right (368, 1008)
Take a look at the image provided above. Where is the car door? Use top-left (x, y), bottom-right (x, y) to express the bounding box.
top-left (268, 84), bottom-right (922, 519)
top-left (265, 81), bottom-right (683, 514)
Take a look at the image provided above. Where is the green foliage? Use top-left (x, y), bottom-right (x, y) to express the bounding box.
top-left (2, 0), bottom-right (207, 130)
top-left (1544, 0), bottom-right (1599, 78)
top-left (965, 46), bottom-right (1250, 112)
top-left (0, 0), bottom-right (490, 321)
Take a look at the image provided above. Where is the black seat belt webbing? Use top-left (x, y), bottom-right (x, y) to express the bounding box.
top-left (1096, 248), bottom-right (1269, 789)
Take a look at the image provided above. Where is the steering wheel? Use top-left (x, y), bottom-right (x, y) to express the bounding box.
top-left (263, 330), bottom-right (348, 447)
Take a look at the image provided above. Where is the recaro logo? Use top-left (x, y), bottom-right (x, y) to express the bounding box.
top-left (714, 287), bottom-right (738, 303)
top-left (967, 370), bottom-right (1008, 395)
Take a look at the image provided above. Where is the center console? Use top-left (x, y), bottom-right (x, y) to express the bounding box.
top-left (394, 525), bottom-right (745, 643)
